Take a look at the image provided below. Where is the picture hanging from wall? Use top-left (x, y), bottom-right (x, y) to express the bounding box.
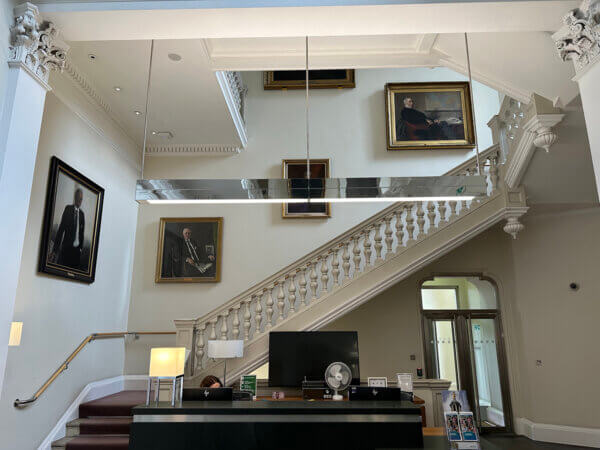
top-left (282, 159), bottom-right (331, 219)
top-left (156, 217), bottom-right (223, 283)
top-left (38, 156), bottom-right (105, 283)
top-left (385, 82), bottom-right (475, 150)
top-left (264, 70), bottom-right (355, 90)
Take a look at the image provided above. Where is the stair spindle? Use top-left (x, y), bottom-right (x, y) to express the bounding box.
top-left (231, 306), bottom-right (240, 340)
top-left (395, 208), bottom-right (406, 248)
top-left (243, 300), bottom-right (251, 341)
top-left (374, 222), bottom-right (383, 262)
top-left (209, 318), bottom-right (218, 341)
top-left (352, 235), bottom-right (362, 276)
top-left (287, 273), bottom-right (297, 314)
top-left (253, 294), bottom-right (263, 335)
top-left (416, 203), bottom-right (426, 238)
top-left (406, 204), bottom-right (415, 241)
top-left (363, 227), bottom-right (373, 267)
top-left (427, 202), bottom-right (436, 231)
top-left (384, 215), bottom-right (393, 258)
top-left (264, 287), bottom-right (274, 328)
top-left (320, 253), bottom-right (330, 294)
top-left (310, 261), bottom-right (318, 300)
top-left (489, 155), bottom-right (499, 193)
top-left (195, 324), bottom-right (206, 371)
top-left (439, 201), bottom-right (448, 223)
top-left (220, 312), bottom-right (228, 340)
top-left (342, 242), bottom-right (351, 281)
top-left (276, 281), bottom-right (285, 321)
top-left (298, 268), bottom-right (308, 307)
top-left (331, 246), bottom-right (341, 287)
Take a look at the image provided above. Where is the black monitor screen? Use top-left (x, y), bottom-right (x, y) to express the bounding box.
top-left (268, 331), bottom-right (360, 387)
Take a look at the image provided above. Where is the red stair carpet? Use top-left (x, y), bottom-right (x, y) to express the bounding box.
top-left (54, 391), bottom-right (146, 449)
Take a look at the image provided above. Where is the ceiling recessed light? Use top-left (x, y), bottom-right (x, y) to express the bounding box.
top-left (88, 54), bottom-right (97, 61)
top-left (113, 86), bottom-right (122, 92)
top-left (134, 110), bottom-right (142, 116)
top-left (168, 53), bottom-right (182, 62)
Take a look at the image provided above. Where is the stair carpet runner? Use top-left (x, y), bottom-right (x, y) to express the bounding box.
top-left (52, 391), bottom-right (146, 449)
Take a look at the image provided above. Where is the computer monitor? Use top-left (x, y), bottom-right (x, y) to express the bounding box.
top-left (268, 331), bottom-right (360, 387)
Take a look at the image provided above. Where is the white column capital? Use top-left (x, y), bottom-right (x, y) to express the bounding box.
top-left (552, 0), bottom-right (600, 78)
top-left (9, 2), bottom-right (69, 90)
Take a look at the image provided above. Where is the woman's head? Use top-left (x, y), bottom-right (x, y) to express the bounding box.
top-left (200, 375), bottom-right (223, 388)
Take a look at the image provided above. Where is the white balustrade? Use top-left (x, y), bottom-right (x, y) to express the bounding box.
top-left (181, 147), bottom-right (502, 380)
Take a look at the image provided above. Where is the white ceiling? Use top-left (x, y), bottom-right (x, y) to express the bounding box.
top-left (67, 39), bottom-right (242, 149)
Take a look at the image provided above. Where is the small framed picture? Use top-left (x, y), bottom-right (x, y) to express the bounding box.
top-left (367, 377), bottom-right (388, 388)
top-left (38, 157), bottom-right (104, 283)
top-left (445, 412), bottom-right (463, 441)
top-left (459, 413), bottom-right (479, 441)
top-left (282, 159), bottom-right (331, 219)
top-left (155, 217), bottom-right (223, 283)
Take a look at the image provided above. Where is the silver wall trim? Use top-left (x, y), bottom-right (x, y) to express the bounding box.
top-left (133, 414), bottom-right (422, 423)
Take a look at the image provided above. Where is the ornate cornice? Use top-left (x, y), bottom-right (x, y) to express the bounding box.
top-left (552, 0), bottom-right (600, 76)
top-left (146, 144), bottom-right (241, 155)
top-left (9, 3), bottom-right (68, 89)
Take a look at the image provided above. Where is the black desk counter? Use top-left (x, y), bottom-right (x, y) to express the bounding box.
top-left (129, 400), bottom-right (425, 450)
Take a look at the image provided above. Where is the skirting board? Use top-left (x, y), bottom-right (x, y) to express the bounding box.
top-left (515, 417), bottom-right (600, 448)
top-left (38, 375), bottom-right (149, 450)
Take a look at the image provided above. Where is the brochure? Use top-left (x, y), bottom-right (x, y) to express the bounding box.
top-left (444, 412), bottom-right (462, 441)
top-left (442, 390), bottom-right (471, 413)
top-left (459, 412), bottom-right (479, 441)
top-left (240, 374), bottom-right (257, 398)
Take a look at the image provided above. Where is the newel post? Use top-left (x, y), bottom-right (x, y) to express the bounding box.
top-left (174, 319), bottom-right (196, 377)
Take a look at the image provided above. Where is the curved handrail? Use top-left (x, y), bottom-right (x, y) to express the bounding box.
top-left (14, 331), bottom-right (175, 408)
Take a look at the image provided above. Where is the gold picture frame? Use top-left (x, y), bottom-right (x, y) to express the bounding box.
top-left (264, 70), bottom-right (355, 90)
top-left (155, 217), bottom-right (223, 283)
top-left (282, 159), bottom-right (331, 219)
top-left (385, 82), bottom-right (475, 150)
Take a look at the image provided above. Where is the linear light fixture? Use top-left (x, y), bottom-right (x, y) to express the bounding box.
top-left (136, 175), bottom-right (485, 204)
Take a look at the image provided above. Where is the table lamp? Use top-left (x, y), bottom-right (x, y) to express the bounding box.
top-left (207, 340), bottom-right (244, 387)
top-left (147, 347), bottom-right (188, 405)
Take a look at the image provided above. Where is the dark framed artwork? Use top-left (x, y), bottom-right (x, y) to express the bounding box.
top-left (264, 70), bottom-right (355, 90)
top-left (282, 159), bottom-right (331, 219)
top-left (156, 217), bottom-right (223, 283)
top-left (385, 82), bottom-right (475, 150)
top-left (38, 156), bottom-right (104, 283)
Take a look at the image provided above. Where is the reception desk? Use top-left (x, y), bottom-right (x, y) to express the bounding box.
top-left (129, 400), bottom-right (424, 450)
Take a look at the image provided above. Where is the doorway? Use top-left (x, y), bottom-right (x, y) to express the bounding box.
top-left (420, 276), bottom-right (512, 433)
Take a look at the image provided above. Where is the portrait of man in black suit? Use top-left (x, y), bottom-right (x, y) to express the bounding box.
top-left (50, 188), bottom-right (85, 269)
top-left (156, 218), bottom-right (222, 283)
top-left (39, 157), bottom-right (104, 283)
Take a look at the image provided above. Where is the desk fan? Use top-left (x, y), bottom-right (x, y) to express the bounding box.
top-left (325, 362), bottom-right (352, 401)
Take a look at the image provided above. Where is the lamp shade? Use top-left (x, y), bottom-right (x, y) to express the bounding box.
top-left (149, 347), bottom-right (187, 377)
top-left (207, 340), bottom-right (244, 359)
top-left (8, 322), bottom-right (22, 346)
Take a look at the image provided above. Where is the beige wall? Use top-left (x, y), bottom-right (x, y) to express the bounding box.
top-left (324, 207), bottom-right (600, 430)
top-left (0, 93), bottom-right (139, 448)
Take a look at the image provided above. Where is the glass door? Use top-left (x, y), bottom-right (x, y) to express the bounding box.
top-left (423, 311), bottom-right (512, 433)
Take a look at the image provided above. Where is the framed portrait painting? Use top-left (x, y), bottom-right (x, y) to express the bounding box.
top-left (264, 69), bottom-right (355, 90)
top-left (156, 217), bottom-right (223, 283)
top-left (385, 82), bottom-right (475, 150)
top-left (38, 156), bottom-right (105, 283)
top-left (282, 159), bottom-right (331, 219)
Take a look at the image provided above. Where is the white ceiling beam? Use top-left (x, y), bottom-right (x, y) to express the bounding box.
top-left (40, 1), bottom-right (577, 41)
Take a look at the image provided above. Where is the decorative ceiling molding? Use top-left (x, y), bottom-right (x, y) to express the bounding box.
top-left (215, 70), bottom-right (248, 148)
top-left (9, 2), bottom-right (68, 90)
top-left (146, 144), bottom-right (241, 155)
top-left (552, 0), bottom-right (600, 78)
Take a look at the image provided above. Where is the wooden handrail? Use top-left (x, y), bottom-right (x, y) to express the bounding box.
top-left (14, 331), bottom-right (175, 408)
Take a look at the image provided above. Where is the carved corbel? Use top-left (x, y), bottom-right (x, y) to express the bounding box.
top-left (8, 3), bottom-right (69, 88)
top-left (552, 0), bottom-right (600, 75)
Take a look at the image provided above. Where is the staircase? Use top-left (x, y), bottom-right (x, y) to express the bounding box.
top-left (175, 144), bottom-right (529, 386)
top-left (51, 391), bottom-right (145, 449)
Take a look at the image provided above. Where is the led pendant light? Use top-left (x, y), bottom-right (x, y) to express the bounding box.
top-left (136, 36), bottom-right (485, 204)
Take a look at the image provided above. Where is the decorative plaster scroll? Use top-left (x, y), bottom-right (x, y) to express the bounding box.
top-left (552, 0), bottom-right (600, 75)
top-left (9, 3), bottom-right (68, 88)
top-left (224, 71), bottom-right (247, 122)
top-left (215, 71), bottom-right (248, 148)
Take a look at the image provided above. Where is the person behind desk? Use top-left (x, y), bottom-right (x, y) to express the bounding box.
top-left (200, 375), bottom-right (223, 388)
